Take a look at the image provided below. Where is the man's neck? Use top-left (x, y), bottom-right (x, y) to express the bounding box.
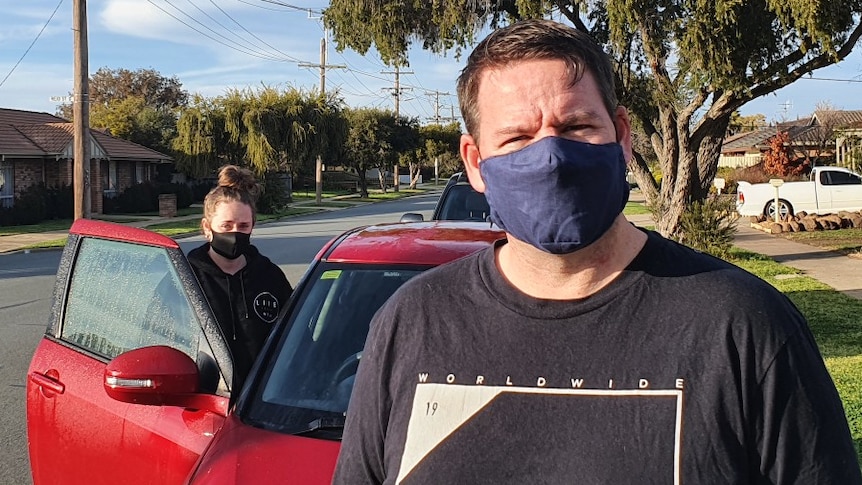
top-left (494, 216), bottom-right (647, 300)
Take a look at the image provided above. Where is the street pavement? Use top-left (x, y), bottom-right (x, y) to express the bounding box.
top-left (2, 194), bottom-right (862, 300)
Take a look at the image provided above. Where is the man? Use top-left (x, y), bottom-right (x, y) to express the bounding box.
top-left (334, 19), bottom-right (860, 484)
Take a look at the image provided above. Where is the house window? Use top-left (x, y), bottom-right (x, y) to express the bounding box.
top-left (104, 160), bottom-right (118, 196)
top-left (135, 163), bottom-right (147, 184)
top-left (0, 162), bottom-right (12, 208)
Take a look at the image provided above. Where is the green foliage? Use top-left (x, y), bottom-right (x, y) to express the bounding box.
top-left (417, 122), bottom-right (463, 173)
top-left (257, 173), bottom-right (292, 214)
top-left (57, 67), bottom-right (188, 119)
top-left (322, 0), bottom-right (862, 238)
top-left (173, 87), bottom-right (346, 182)
top-left (339, 107), bottom-right (419, 194)
top-left (0, 184), bottom-right (47, 225)
top-left (673, 195), bottom-right (738, 259)
top-left (103, 182), bottom-right (193, 214)
top-left (0, 183), bottom-right (72, 226)
top-left (56, 68), bottom-right (187, 155)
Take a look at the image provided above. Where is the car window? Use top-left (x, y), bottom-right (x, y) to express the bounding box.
top-left (61, 238), bottom-right (201, 360)
top-left (821, 170), bottom-right (862, 186)
top-left (246, 264), bottom-right (424, 433)
top-left (437, 185), bottom-right (490, 221)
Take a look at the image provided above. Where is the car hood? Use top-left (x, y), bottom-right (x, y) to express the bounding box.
top-left (186, 413), bottom-right (340, 484)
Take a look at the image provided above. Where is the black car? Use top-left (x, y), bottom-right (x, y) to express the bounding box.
top-left (401, 172), bottom-right (491, 222)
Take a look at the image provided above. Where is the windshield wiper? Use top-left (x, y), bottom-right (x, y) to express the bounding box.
top-left (295, 415), bottom-right (346, 436)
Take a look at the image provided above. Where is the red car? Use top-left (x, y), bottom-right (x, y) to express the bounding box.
top-left (26, 218), bottom-right (503, 484)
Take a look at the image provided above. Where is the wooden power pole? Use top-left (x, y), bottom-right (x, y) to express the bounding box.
top-left (73, 0), bottom-right (90, 219)
top-left (381, 66), bottom-right (413, 192)
top-left (299, 35), bottom-right (344, 203)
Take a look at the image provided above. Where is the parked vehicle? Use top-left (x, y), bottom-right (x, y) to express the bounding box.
top-left (26, 218), bottom-right (503, 484)
top-left (401, 172), bottom-right (491, 222)
top-left (736, 166), bottom-right (862, 218)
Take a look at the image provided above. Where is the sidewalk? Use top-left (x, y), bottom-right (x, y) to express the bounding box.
top-left (3, 194), bottom-right (862, 300)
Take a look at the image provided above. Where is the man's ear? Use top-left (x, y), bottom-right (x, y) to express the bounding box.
top-left (613, 106), bottom-right (634, 164)
top-left (460, 133), bottom-right (486, 193)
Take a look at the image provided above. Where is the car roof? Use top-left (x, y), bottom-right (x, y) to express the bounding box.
top-left (321, 221), bottom-right (504, 266)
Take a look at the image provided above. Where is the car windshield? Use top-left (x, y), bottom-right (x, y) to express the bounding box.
top-left (242, 262), bottom-right (426, 437)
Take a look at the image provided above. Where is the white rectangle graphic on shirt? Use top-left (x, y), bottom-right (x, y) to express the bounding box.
top-left (396, 383), bottom-right (683, 484)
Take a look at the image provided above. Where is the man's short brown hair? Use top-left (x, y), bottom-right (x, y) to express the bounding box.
top-left (456, 19), bottom-right (618, 139)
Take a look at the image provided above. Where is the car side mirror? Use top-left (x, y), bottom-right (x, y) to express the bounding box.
top-left (104, 345), bottom-right (228, 416)
top-left (400, 213), bottom-right (424, 223)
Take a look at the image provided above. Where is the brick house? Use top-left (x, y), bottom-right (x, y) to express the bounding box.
top-left (719, 110), bottom-right (862, 169)
top-left (0, 108), bottom-right (172, 214)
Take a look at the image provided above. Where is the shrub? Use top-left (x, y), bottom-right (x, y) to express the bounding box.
top-left (107, 182), bottom-right (158, 214)
top-left (257, 173), bottom-right (291, 214)
top-left (674, 195), bottom-right (738, 260)
top-left (160, 183), bottom-right (193, 209)
top-left (46, 184), bottom-right (74, 220)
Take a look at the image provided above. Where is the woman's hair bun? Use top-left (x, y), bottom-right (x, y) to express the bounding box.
top-left (217, 164), bottom-right (259, 198)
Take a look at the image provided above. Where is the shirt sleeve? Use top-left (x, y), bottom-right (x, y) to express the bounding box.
top-left (756, 324), bottom-right (862, 484)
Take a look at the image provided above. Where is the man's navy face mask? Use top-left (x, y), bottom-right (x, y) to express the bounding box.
top-left (479, 136), bottom-right (630, 254)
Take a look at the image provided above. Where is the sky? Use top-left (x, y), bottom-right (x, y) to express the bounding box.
top-left (0, 0), bottom-right (464, 124)
top-left (2, 0), bottom-right (862, 126)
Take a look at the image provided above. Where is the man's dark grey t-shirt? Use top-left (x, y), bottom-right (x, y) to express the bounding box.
top-left (333, 230), bottom-right (860, 484)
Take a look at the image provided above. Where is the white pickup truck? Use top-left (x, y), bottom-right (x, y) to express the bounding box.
top-left (736, 166), bottom-right (862, 218)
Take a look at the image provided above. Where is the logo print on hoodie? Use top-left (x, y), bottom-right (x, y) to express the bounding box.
top-left (253, 292), bottom-right (280, 323)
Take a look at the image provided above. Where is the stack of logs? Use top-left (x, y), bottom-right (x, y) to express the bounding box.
top-left (751, 211), bottom-right (862, 234)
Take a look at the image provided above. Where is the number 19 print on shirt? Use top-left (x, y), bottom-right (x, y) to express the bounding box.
top-left (396, 384), bottom-right (683, 484)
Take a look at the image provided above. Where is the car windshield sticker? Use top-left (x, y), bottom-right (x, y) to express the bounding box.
top-left (321, 270), bottom-right (342, 280)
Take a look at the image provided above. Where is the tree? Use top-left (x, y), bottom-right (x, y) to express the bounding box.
top-left (416, 122), bottom-right (463, 182)
top-left (173, 87), bottom-right (346, 181)
top-left (392, 117), bottom-right (422, 188)
top-left (341, 108), bottom-right (402, 197)
top-left (323, 1), bottom-right (862, 237)
top-left (57, 67), bottom-right (188, 154)
top-left (90, 96), bottom-right (178, 154)
top-left (728, 113), bottom-right (767, 136)
top-left (763, 131), bottom-right (808, 178)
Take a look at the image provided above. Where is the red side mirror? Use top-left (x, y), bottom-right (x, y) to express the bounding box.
top-left (104, 345), bottom-right (198, 405)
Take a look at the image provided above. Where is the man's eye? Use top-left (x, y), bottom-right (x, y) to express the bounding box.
top-left (502, 135), bottom-right (528, 146)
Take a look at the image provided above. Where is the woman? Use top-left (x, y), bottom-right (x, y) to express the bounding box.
top-left (188, 164), bottom-right (292, 390)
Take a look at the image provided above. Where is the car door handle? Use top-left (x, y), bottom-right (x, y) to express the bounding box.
top-left (29, 370), bottom-right (65, 396)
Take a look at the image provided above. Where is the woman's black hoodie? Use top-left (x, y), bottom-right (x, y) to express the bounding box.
top-left (188, 242), bottom-right (292, 390)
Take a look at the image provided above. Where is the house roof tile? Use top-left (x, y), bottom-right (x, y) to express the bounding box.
top-left (0, 108), bottom-right (171, 162)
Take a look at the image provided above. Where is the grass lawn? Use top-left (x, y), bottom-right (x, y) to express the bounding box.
top-left (781, 227), bottom-right (862, 256)
top-left (730, 248), bottom-right (862, 464)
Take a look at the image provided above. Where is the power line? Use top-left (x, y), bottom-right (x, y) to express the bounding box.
top-left (803, 76), bottom-right (862, 83)
top-left (208, 0), bottom-right (302, 61)
top-left (146, 0), bottom-right (299, 62)
top-left (0, 0), bottom-right (65, 89)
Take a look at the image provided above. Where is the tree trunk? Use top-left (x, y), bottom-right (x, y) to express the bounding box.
top-left (408, 161), bottom-right (421, 189)
top-left (640, 115), bottom-right (731, 238)
top-left (357, 169), bottom-right (369, 198)
top-left (377, 167), bottom-right (387, 193)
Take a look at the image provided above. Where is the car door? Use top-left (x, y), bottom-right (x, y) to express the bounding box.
top-left (27, 220), bottom-right (234, 485)
top-left (820, 169), bottom-right (862, 211)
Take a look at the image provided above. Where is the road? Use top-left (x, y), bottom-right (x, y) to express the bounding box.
top-left (0, 192), bottom-right (437, 485)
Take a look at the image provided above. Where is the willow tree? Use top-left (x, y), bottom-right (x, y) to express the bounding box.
top-left (174, 87), bottom-right (346, 182)
top-left (324, 0), bottom-right (862, 237)
top-left (173, 94), bottom-right (241, 177)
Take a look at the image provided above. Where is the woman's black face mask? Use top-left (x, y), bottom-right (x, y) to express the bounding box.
top-left (210, 231), bottom-right (251, 260)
